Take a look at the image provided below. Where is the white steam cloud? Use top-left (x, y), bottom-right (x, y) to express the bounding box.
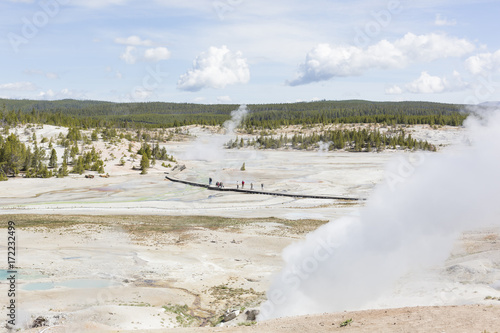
top-left (259, 109), bottom-right (500, 320)
top-left (182, 105), bottom-right (248, 161)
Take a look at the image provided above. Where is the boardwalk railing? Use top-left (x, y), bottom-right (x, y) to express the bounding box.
top-left (165, 175), bottom-right (363, 201)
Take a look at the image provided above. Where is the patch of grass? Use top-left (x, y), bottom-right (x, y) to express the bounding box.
top-left (1, 214), bottom-right (328, 235)
top-left (119, 301), bottom-right (151, 307)
top-left (208, 284), bottom-right (266, 316)
top-left (209, 315), bottom-right (224, 327)
top-left (0, 215), bottom-right (93, 229)
top-left (210, 285), bottom-right (265, 302)
top-left (340, 318), bottom-right (352, 327)
top-left (162, 304), bottom-right (199, 327)
top-left (238, 321), bottom-right (257, 326)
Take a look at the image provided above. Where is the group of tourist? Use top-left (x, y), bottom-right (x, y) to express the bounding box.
top-left (209, 178), bottom-right (264, 191)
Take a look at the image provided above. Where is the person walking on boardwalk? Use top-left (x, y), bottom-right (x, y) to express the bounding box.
top-left (261, 183), bottom-right (264, 190)
top-left (209, 177), bottom-right (212, 185)
top-left (250, 183), bottom-right (253, 190)
top-left (242, 181), bottom-right (245, 189)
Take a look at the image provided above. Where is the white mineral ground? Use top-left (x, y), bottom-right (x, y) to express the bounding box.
top-left (0, 124), bottom-right (499, 332)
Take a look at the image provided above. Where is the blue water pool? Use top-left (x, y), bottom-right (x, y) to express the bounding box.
top-left (22, 279), bottom-right (120, 291)
top-left (0, 269), bottom-right (9, 280)
top-left (22, 282), bottom-right (55, 291)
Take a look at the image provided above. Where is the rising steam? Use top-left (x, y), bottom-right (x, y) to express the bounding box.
top-left (259, 108), bottom-right (500, 320)
top-left (182, 105), bottom-right (248, 161)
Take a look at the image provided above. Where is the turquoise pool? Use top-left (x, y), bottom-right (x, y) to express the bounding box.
top-left (22, 279), bottom-right (120, 291)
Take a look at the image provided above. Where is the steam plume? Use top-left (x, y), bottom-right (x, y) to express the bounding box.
top-left (182, 105), bottom-right (248, 161)
top-left (259, 109), bottom-right (500, 320)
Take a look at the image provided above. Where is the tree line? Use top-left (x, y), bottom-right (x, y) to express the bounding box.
top-left (0, 99), bottom-right (468, 129)
top-left (227, 128), bottom-right (435, 152)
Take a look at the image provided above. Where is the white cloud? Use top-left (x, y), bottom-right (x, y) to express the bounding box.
top-left (38, 88), bottom-right (84, 100)
top-left (289, 33), bottom-right (475, 86)
top-left (116, 37), bottom-right (170, 64)
top-left (465, 50), bottom-right (500, 75)
top-left (115, 35), bottom-right (153, 46)
top-left (144, 47), bottom-right (171, 62)
top-left (406, 72), bottom-right (448, 93)
top-left (385, 85), bottom-right (403, 95)
top-left (177, 45), bottom-right (250, 91)
top-left (131, 88), bottom-right (153, 100)
top-left (24, 69), bottom-right (59, 79)
top-left (435, 14), bottom-right (457, 26)
top-left (216, 95), bottom-right (232, 103)
top-left (39, 89), bottom-right (55, 98)
top-left (0, 81), bottom-right (37, 91)
top-left (120, 46), bottom-right (138, 64)
top-left (193, 96), bottom-right (206, 103)
top-left (386, 71), bottom-right (468, 94)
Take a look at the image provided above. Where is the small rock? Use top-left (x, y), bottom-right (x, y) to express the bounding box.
top-left (222, 309), bottom-right (240, 322)
top-left (245, 309), bottom-right (259, 321)
top-left (32, 316), bottom-right (48, 328)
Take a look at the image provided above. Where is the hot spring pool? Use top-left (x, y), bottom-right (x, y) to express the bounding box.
top-left (0, 268), bottom-right (45, 280)
top-left (22, 279), bottom-right (120, 291)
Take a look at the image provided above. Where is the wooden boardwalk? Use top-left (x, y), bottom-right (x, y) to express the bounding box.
top-left (165, 175), bottom-right (363, 201)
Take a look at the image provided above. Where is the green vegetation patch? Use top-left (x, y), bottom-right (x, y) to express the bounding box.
top-left (162, 304), bottom-right (200, 327)
top-left (0, 214), bottom-right (328, 235)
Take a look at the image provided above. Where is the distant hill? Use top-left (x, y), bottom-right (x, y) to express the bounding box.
top-left (0, 98), bottom-right (468, 128)
top-left (479, 101), bottom-right (500, 108)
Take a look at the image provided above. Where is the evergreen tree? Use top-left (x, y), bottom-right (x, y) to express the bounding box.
top-left (140, 154), bottom-right (149, 174)
top-left (58, 159), bottom-right (69, 177)
top-left (49, 148), bottom-right (57, 168)
top-left (0, 134), bottom-right (26, 176)
top-left (71, 156), bottom-right (85, 174)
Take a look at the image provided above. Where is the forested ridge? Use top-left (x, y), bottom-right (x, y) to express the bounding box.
top-left (0, 99), bottom-right (468, 129)
top-left (0, 99), bottom-right (466, 180)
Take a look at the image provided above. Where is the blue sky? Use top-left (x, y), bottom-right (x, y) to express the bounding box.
top-left (1, 0), bottom-right (499, 104)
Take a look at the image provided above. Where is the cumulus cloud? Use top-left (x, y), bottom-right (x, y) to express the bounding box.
top-left (131, 88), bottom-right (153, 100)
top-left (385, 85), bottom-right (403, 95)
top-left (217, 95), bottom-right (232, 103)
top-left (116, 36), bottom-right (170, 64)
top-left (386, 71), bottom-right (468, 94)
top-left (144, 47), bottom-right (171, 62)
top-left (115, 35), bottom-right (153, 46)
top-left (465, 50), bottom-right (500, 75)
top-left (120, 46), bottom-right (138, 64)
top-left (177, 45), bottom-right (250, 91)
top-left (0, 81), bottom-right (37, 91)
top-left (435, 14), bottom-right (457, 26)
top-left (288, 33), bottom-right (475, 86)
